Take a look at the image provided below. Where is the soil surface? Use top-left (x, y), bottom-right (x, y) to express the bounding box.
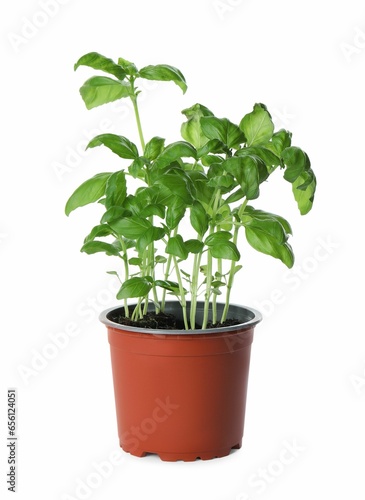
top-left (109, 311), bottom-right (241, 330)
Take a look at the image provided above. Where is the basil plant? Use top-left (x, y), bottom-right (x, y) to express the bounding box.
top-left (65, 52), bottom-right (316, 330)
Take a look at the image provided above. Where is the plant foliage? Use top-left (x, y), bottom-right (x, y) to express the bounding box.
top-left (66, 52), bottom-right (316, 329)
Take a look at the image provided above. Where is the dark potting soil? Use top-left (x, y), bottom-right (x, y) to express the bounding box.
top-left (109, 311), bottom-right (241, 330)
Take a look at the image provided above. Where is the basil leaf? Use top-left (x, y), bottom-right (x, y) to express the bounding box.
top-left (139, 64), bottom-right (187, 93)
top-left (240, 103), bottom-right (274, 146)
top-left (74, 52), bottom-right (126, 80)
top-left (292, 169), bottom-right (317, 215)
top-left (81, 240), bottom-right (120, 256)
top-left (109, 216), bottom-right (152, 239)
top-left (65, 172), bottom-right (112, 216)
top-left (281, 146), bottom-right (310, 183)
top-left (79, 76), bottom-right (131, 109)
top-left (144, 137), bottom-right (165, 160)
top-left (181, 103), bottom-right (214, 148)
top-left (190, 201), bottom-right (209, 237)
top-left (105, 171), bottom-right (127, 209)
top-left (87, 134), bottom-right (139, 159)
top-left (210, 241), bottom-right (240, 261)
top-left (153, 141), bottom-right (197, 170)
top-left (245, 222), bottom-right (294, 268)
top-left (83, 224), bottom-right (114, 243)
top-left (117, 277), bottom-right (153, 299)
top-left (200, 116), bottom-right (245, 149)
top-left (166, 235), bottom-right (189, 260)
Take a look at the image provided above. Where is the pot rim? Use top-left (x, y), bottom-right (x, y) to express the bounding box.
top-left (99, 301), bottom-right (262, 335)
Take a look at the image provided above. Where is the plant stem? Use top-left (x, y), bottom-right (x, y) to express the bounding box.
top-left (161, 226), bottom-right (179, 311)
top-left (173, 255), bottom-right (189, 330)
top-left (161, 253), bottom-right (173, 312)
top-left (212, 258), bottom-right (222, 324)
top-left (190, 236), bottom-right (203, 329)
top-left (221, 199), bottom-right (247, 323)
top-left (221, 225), bottom-right (239, 323)
top-left (130, 78), bottom-right (146, 151)
top-left (202, 189), bottom-right (221, 329)
top-left (119, 238), bottom-right (130, 318)
top-left (202, 243), bottom-right (213, 329)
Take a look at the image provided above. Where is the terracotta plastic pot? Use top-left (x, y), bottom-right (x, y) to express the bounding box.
top-left (100, 301), bottom-right (261, 462)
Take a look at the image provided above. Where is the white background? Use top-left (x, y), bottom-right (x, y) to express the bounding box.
top-left (1, 0), bottom-right (365, 498)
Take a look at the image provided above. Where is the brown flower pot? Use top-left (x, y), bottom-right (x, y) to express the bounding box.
top-left (100, 301), bottom-right (261, 462)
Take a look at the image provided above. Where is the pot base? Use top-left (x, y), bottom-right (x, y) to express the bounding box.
top-left (121, 440), bottom-right (242, 462)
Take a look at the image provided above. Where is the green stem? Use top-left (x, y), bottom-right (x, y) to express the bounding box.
top-left (212, 258), bottom-right (222, 324)
top-left (132, 298), bottom-right (143, 321)
top-left (221, 225), bottom-right (239, 323)
top-left (119, 238), bottom-right (130, 318)
top-left (173, 255), bottom-right (189, 330)
top-left (221, 199), bottom-right (247, 323)
top-left (202, 189), bottom-right (222, 329)
top-left (130, 78), bottom-right (146, 151)
top-left (161, 226), bottom-right (178, 311)
top-left (202, 245), bottom-right (213, 330)
top-left (161, 253), bottom-right (173, 312)
top-left (190, 236), bottom-right (203, 330)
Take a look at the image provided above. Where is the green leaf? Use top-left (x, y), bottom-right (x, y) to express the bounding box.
top-left (65, 172), bottom-right (111, 216)
top-left (87, 134), bottom-right (139, 159)
top-left (136, 185), bottom-right (172, 207)
top-left (224, 156), bottom-right (260, 200)
top-left (79, 76), bottom-right (131, 110)
top-left (139, 204), bottom-right (165, 219)
top-left (240, 103), bottom-right (274, 146)
top-left (266, 129), bottom-right (292, 156)
top-left (144, 137), bottom-right (165, 160)
top-left (117, 57), bottom-right (138, 76)
top-left (166, 198), bottom-right (186, 229)
top-left (185, 239), bottom-right (204, 254)
top-left (139, 64), bottom-right (187, 93)
top-left (129, 257), bottom-right (143, 266)
top-left (166, 235), bottom-right (189, 260)
top-left (153, 141), bottom-right (197, 170)
top-left (190, 201), bottom-right (209, 236)
top-left (225, 188), bottom-right (245, 204)
top-left (136, 227), bottom-right (165, 253)
top-left (281, 146), bottom-right (310, 183)
top-left (155, 170), bottom-right (194, 204)
top-left (205, 231), bottom-right (232, 246)
top-left (235, 146), bottom-right (280, 170)
top-left (201, 154), bottom-right (224, 166)
top-left (243, 206), bottom-right (293, 235)
top-left (210, 241), bottom-right (240, 261)
top-left (128, 157), bottom-right (146, 179)
top-left (101, 206), bottom-right (129, 224)
top-left (245, 224), bottom-right (294, 268)
top-left (244, 217), bottom-right (287, 244)
top-left (117, 277), bottom-right (153, 299)
top-left (197, 139), bottom-right (230, 157)
top-left (207, 174), bottom-right (235, 192)
top-left (84, 224), bottom-right (114, 243)
top-left (81, 240), bottom-right (120, 256)
top-left (74, 52), bottom-right (126, 80)
top-left (200, 116), bottom-right (245, 149)
top-left (105, 170), bottom-right (127, 209)
top-left (292, 169), bottom-right (317, 215)
top-left (185, 171), bottom-right (215, 206)
top-left (109, 216), bottom-right (152, 239)
top-left (107, 270), bottom-right (121, 280)
top-left (155, 255), bottom-right (167, 264)
top-left (122, 195), bottom-right (143, 216)
top-left (181, 103), bottom-right (214, 148)
top-left (155, 280), bottom-right (183, 294)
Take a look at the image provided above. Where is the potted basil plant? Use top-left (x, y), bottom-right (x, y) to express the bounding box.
top-left (65, 52), bottom-right (316, 461)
